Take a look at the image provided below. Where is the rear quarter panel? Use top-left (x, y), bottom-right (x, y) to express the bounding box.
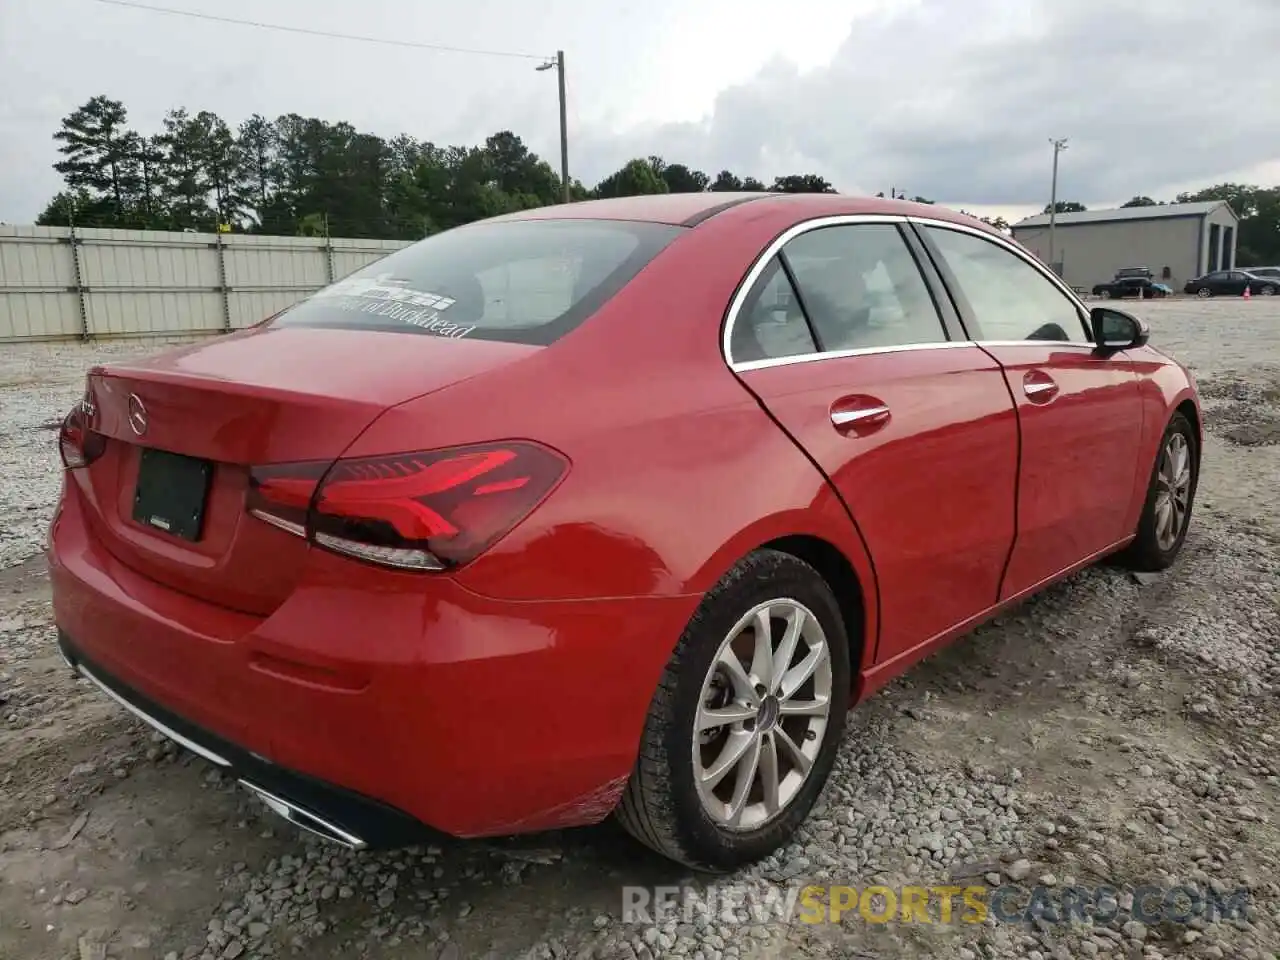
top-left (341, 201), bottom-right (880, 635)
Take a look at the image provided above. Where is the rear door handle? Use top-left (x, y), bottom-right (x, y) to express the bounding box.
top-left (1022, 370), bottom-right (1059, 403)
top-left (830, 396), bottom-right (891, 431)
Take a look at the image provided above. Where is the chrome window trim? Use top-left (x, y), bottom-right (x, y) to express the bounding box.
top-left (722, 213), bottom-right (953, 370)
top-left (734, 340), bottom-right (972, 372)
top-left (722, 213), bottom-right (1097, 372)
top-left (974, 340), bottom-right (1097, 350)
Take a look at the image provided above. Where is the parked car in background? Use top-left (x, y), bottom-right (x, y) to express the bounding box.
top-left (1184, 270), bottom-right (1278, 297)
top-left (1092, 275), bottom-right (1170, 299)
top-left (49, 193), bottom-right (1204, 872)
top-left (1240, 265), bottom-right (1280, 280)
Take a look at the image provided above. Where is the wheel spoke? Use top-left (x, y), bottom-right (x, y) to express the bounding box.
top-left (1170, 436), bottom-right (1188, 481)
top-left (774, 727), bottom-right (812, 774)
top-left (717, 650), bottom-right (757, 705)
top-left (748, 607), bottom-right (774, 691)
top-left (725, 733), bottom-right (763, 826)
top-left (1155, 498), bottom-right (1172, 543)
top-left (700, 729), bottom-right (755, 790)
top-left (770, 606), bottom-right (805, 694)
top-left (779, 695), bottom-right (829, 718)
top-left (697, 702), bottom-right (757, 732)
top-left (778, 644), bottom-right (825, 701)
top-left (759, 734), bottom-right (781, 816)
top-left (1174, 458), bottom-right (1191, 492)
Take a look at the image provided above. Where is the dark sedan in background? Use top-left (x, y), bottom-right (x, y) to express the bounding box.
top-left (1184, 270), bottom-right (1278, 297)
top-left (1092, 276), bottom-right (1171, 299)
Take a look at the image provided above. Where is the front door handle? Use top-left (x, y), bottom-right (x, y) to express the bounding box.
top-left (830, 396), bottom-right (891, 431)
top-left (1022, 370), bottom-right (1059, 403)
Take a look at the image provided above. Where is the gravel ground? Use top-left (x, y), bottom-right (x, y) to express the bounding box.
top-left (1, 299), bottom-right (1278, 960)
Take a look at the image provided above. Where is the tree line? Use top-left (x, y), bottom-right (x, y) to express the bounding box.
top-left (33, 96), bottom-right (1280, 265)
top-left (34, 96), bottom-right (850, 238)
top-left (34, 96), bottom-right (1009, 238)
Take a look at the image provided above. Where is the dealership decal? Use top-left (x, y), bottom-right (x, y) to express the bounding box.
top-left (313, 273), bottom-right (476, 338)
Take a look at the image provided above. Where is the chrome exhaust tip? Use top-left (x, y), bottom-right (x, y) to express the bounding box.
top-left (237, 780), bottom-right (367, 851)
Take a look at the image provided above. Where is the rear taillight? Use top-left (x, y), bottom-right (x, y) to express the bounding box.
top-left (247, 441), bottom-right (568, 571)
top-left (58, 399), bottom-right (106, 469)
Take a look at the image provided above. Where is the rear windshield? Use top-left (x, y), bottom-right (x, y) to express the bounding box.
top-left (271, 218), bottom-right (684, 345)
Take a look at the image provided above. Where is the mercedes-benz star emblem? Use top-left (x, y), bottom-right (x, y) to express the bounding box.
top-left (127, 393), bottom-right (148, 436)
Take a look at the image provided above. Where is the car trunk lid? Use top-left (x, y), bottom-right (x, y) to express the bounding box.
top-left (73, 325), bottom-right (537, 615)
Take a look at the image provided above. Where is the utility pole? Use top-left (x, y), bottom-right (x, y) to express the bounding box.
top-left (538, 51), bottom-right (571, 204)
top-left (1048, 138), bottom-right (1068, 275)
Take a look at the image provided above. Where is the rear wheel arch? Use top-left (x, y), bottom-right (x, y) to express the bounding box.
top-left (759, 534), bottom-right (869, 679)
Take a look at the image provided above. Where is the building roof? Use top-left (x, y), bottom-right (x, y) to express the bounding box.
top-left (1012, 200), bottom-right (1235, 230)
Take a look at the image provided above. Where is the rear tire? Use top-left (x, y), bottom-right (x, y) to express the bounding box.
top-left (1260, 285), bottom-right (1276, 297)
top-left (615, 549), bottom-right (851, 872)
top-left (1113, 412), bottom-right (1198, 572)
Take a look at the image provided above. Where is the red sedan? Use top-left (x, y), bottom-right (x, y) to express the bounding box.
top-left (49, 193), bottom-right (1202, 872)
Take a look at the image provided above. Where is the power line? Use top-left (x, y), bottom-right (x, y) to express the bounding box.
top-left (89, 0), bottom-right (552, 61)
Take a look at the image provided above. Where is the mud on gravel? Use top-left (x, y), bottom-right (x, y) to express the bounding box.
top-left (1, 300), bottom-right (1278, 960)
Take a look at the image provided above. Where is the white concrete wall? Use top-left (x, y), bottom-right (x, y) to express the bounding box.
top-left (0, 226), bottom-right (411, 342)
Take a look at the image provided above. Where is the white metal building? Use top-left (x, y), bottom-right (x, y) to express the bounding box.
top-left (1010, 201), bottom-right (1240, 292)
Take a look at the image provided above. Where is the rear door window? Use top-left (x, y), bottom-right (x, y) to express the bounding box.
top-left (730, 257), bottom-right (819, 363)
top-left (781, 223), bottom-right (949, 351)
top-left (272, 219), bottom-right (684, 345)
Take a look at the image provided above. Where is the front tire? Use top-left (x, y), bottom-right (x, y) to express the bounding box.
top-left (1260, 284), bottom-right (1276, 297)
top-left (615, 549), bottom-right (852, 872)
top-left (1114, 412), bottom-right (1198, 572)
top-left (1197, 287), bottom-right (1212, 298)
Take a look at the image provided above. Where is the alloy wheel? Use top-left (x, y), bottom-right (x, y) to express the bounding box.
top-left (1197, 287), bottom-right (1212, 298)
top-left (1154, 432), bottom-right (1192, 551)
top-left (692, 599), bottom-right (833, 832)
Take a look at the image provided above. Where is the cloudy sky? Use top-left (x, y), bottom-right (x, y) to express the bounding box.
top-left (2, 0), bottom-right (1280, 225)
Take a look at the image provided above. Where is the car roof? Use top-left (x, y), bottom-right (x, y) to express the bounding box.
top-left (482, 192), bottom-right (996, 233)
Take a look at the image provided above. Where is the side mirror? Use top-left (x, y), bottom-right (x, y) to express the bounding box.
top-left (1090, 307), bottom-right (1149, 352)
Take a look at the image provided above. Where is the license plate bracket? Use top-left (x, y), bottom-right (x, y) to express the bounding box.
top-left (132, 448), bottom-right (213, 542)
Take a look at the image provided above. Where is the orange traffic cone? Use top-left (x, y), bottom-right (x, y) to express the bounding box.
top-left (1244, 286), bottom-right (1252, 300)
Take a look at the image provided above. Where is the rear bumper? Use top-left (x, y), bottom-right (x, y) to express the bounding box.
top-left (57, 631), bottom-right (429, 850)
top-left (48, 479), bottom-right (701, 842)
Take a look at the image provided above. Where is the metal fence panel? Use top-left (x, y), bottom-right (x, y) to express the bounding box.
top-left (0, 225), bottom-right (410, 342)
top-left (0, 227), bottom-right (82, 339)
